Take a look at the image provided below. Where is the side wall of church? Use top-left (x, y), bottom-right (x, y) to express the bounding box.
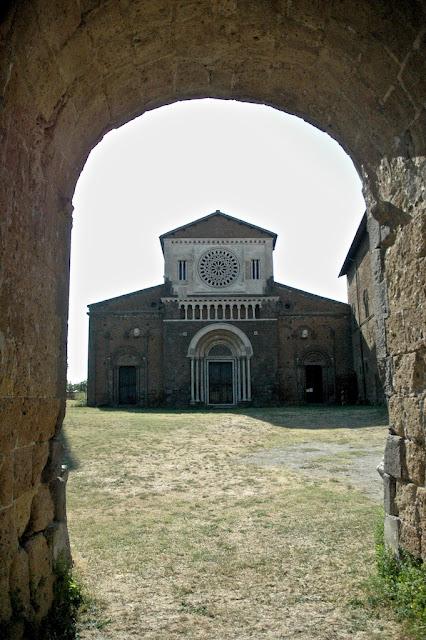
top-left (87, 286), bottom-right (165, 406)
top-left (273, 285), bottom-right (353, 403)
top-left (277, 314), bottom-right (353, 403)
top-left (346, 235), bottom-right (384, 404)
top-left (88, 313), bottom-right (164, 406)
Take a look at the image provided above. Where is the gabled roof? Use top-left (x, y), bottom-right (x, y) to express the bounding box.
top-left (338, 212), bottom-right (367, 277)
top-left (88, 283), bottom-right (165, 309)
top-left (273, 281), bottom-right (350, 308)
top-left (159, 210), bottom-right (277, 251)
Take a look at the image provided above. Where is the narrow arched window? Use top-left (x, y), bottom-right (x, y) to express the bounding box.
top-left (363, 289), bottom-right (369, 318)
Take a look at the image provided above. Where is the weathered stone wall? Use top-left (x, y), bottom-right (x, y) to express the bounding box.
top-left (274, 284), bottom-right (353, 403)
top-left (372, 157), bottom-right (426, 559)
top-left (0, 0), bottom-right (425, 635)
top-left (346, 230), bottom-right (385, 404)
top-left (87, 285), bottom-right (165, 406)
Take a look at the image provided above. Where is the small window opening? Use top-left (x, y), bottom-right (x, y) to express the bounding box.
top-left (178, 260), bottom-right (187, 281)
top-left (251, 259), bottom-right (260, 279)
top-left (363, 289), bottom-right (369, 318)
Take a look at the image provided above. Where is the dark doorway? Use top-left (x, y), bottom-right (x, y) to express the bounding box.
top-left (208, 361), bottom-right (233, 405)
top-left (305, 365), bottom-right (323, 403)
top-left (119, 366), bottom-right (137, 404)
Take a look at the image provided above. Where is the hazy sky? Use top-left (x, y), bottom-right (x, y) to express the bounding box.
top-left (68, 99), bottom-right (365, 382)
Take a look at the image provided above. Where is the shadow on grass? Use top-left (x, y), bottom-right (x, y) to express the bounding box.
top-left (59, 429), bottom-right (80, 470)
top-left (94, 404), bottom-right (389, 430)
top-left (238, 405), bottom-right (389, 429)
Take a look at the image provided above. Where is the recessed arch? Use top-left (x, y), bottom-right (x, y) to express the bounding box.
top-left (187, 323), bottom-right (253, 405)
top-left (187, 322), bottom-right (253, 358)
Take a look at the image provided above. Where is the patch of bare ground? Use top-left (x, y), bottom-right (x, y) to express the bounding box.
top-left (63, 404), bottom-right (404, 639)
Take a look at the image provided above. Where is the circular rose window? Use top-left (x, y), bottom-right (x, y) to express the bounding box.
top-left (198, 248), bottom-right (240, 287)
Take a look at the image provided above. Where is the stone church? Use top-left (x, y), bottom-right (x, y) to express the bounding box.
top-left (87, 211), bottom-right (357, 407)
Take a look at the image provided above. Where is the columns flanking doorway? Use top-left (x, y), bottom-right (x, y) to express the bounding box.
top-left (187, 323), bottom-right (253, 406)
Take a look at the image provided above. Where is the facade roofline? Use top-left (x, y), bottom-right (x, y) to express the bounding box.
top-left (338, 212), bottom-right (367, 277)
top-left (87, 283), bottom-right (165, 309)
top-left (159, 210), bottom-right (277, 252)
top-left (273, 281), bottom-right (350, 307)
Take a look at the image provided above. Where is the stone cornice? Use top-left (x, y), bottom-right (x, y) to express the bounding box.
top-left (161, 296), bottom-right (279, 304)
top-left (167, 238), bottom-right (270, 245)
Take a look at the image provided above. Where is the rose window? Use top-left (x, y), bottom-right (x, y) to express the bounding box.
top-left (198, 249), bottom-right (240, 287)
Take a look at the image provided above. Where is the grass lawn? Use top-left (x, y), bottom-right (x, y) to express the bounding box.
top-left (63, 404), bottom-right (404, 639)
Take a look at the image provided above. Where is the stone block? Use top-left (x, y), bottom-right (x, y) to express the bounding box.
top-left (383, 473), bottom-right (396, 515)
top-left (14, 489), bottom-right (35, 538)
top-left (7, 620), bottom-right (25, 640)
top-left (395, 481), bottom-right (418, 526)
top-left (386, 313), bottom-right (406, 356)
top-left (0, 400), bottom-right (16, 452)
top-left (383, 434), bottom-right (404, 478)
top-left (25, 533), bottom-right (54, 622)
top-left (9, 546), bottom-right (31, 617)
top-left (381, 356), bottom-right (394, 398)
top-left (42, 437), bottom-right (63, 483)
top-left (33, 0), bottom-right (81, 52)
top-left (393, 351), bottom-right (425, 395)
top-left (29, 484), bottom-right (54, 534)
top-left (403, 309), bottom-right (426, 353)
top-left (13, 445), bottom-right (34, 499)
top-left (0, 574), bottom-right (12, 621)
top-left (0, 507), bottom-right (17, 571)
top-left (416, 488), bottom-right (426, 552)
top-left (15, 399), bottom-right (60, 448)
top-left (45, 521), bottom-right (71, 567)
top-left (0, 454), bottom-right (13, 508)
top-left (388, 394), bottom-right (424, 443)
top-left (399, 521), bottom-right (422, 558)
top-left (50, 467), bottom-right (68, 522)
top-left (404, 439), bottom-right (425, 486)
top-left (32, 442), bottom-right (49, 486)
top-left (384, 515), bottom-right (400, 555)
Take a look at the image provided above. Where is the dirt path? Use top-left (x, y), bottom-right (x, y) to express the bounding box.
top-left (244, 441), bottom-right (384, 501)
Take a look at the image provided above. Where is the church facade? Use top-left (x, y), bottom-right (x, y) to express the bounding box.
top-left (87, 212), bottom-right (354, 407)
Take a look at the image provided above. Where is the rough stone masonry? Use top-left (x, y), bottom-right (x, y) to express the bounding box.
top-left (0, 1), bottom-right (425, 636)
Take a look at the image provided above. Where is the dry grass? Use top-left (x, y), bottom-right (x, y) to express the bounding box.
top-left (63, 404), bottom-right (404, 639)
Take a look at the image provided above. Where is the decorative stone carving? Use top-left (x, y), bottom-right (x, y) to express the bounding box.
top-left (198, 248), bottom-right (239, 287)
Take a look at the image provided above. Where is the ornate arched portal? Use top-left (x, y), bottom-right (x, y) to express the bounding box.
top-left (187, 323), bottom-right (253, 405)
top-left (0, 0), bottom-right (425, 631)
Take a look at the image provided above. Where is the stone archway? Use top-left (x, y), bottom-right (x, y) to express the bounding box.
top-left (0, 1), bottom-right (425, 632)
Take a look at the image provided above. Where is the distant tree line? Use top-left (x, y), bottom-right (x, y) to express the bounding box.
top-left (66, 380), bottom-right (87, 395)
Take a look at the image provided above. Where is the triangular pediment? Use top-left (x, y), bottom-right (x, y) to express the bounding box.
top-left (159, 210), bottom-right (277, 250)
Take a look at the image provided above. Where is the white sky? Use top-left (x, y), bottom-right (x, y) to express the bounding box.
top-left (68, 98), bottom-right (365, 383)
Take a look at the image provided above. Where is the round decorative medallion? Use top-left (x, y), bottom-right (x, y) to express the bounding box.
top-left (198, 248), bottom-right (240, 287)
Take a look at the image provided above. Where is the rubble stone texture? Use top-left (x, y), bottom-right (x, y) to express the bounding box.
top-left (0, 0), bottom-right (425, 635)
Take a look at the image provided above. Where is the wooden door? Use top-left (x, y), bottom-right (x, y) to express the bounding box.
top-left (119, 366), bottom-right (137, 404)
top-left (208, 361), bottom-right (233, 405)
top-left (305, 365), bottom-right (323, 403)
